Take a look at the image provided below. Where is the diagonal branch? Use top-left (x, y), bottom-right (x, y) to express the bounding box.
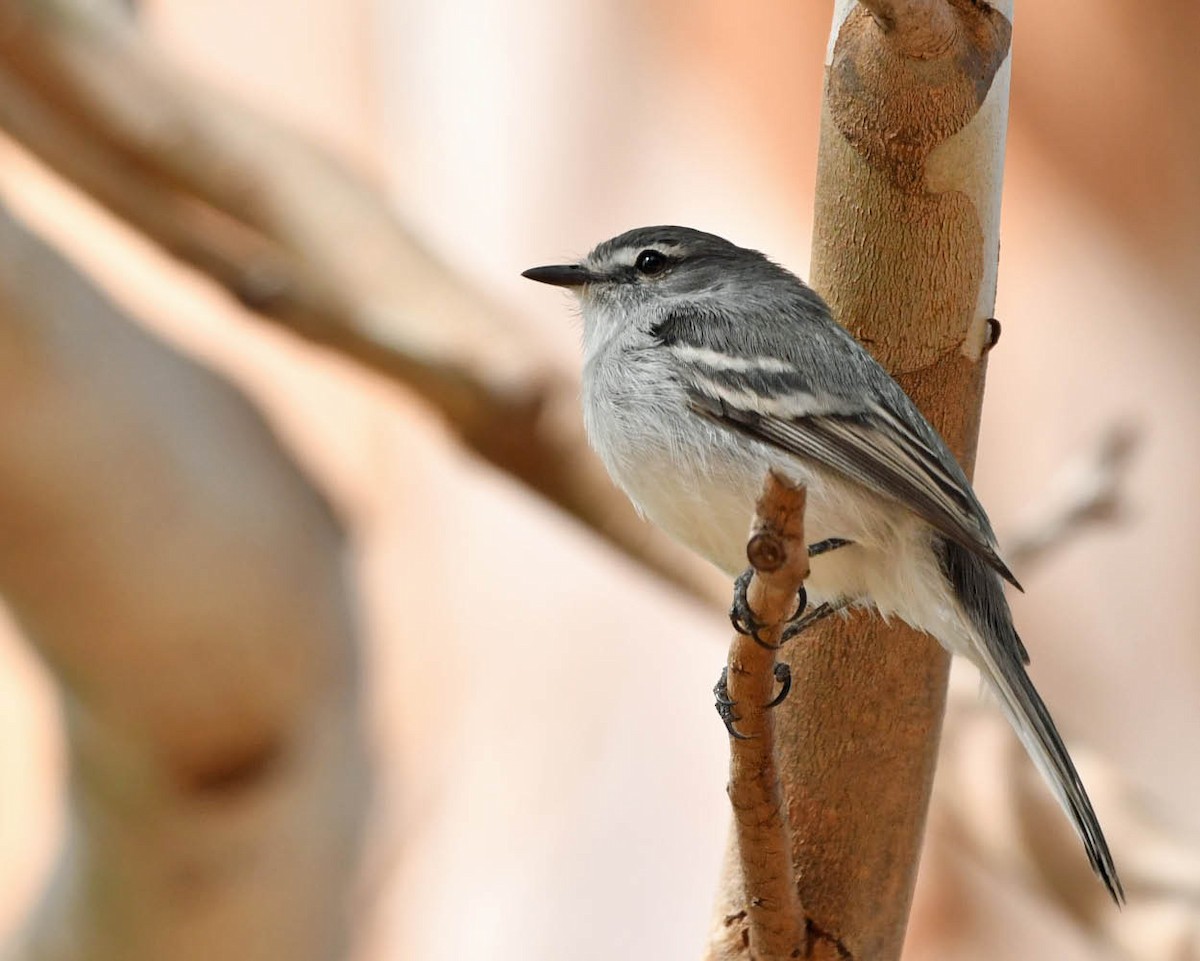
top-left (0, 0), bottom-right (718, 602)
top-left (1006, 423), bottom-right (1140, 570)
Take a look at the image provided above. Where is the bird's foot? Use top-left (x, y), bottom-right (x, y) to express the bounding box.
top-left (764, 662), bottom-right (792, 709)
top-left (713, 666), bottom-right (752, 740)
top-left (714, 663), bottom-right (793, 737)
top-left (730, 568), bottom-right (769, 648)
top-left (730, 567), bottom-right (809, 650)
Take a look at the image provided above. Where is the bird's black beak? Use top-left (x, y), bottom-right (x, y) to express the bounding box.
top-left (521, 263), bottom-right (592, 288)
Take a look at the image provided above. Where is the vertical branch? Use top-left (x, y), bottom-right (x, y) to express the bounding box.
top-left (802, 0), bottom-right (1011, 953)
top-left (707, 2), bottom-right (1013, 959)
top-left (713, 474), bottom-right (809, 961)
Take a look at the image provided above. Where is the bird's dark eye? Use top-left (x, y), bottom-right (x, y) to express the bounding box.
top-left (634, 249), bottom-right (669, 275)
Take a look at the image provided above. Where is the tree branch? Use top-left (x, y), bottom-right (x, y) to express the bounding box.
top-left (0, 0), bottom-right (718, 603)
top-left (707, 2), bottom-right (1014, 958)
top-left (1006, 423), bottom-right (1140, 570)
top-left (0, 201), bottom-right (365, 961)
top-left (710, 474), bottom-right (809, 961)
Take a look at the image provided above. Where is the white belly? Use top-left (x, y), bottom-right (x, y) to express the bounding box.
top-left (589, 398), bottom-right (964, 645)
top-left (581, 345), bottom-right (969, 646)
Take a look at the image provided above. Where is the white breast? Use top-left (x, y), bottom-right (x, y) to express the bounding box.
top-left (582, 340), bottom-right (965, 648)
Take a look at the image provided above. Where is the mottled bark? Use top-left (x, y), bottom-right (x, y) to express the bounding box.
top-left (706, 1), bottom-right (1013, 958)
top-left (709, 475), bottom-right (809, 961)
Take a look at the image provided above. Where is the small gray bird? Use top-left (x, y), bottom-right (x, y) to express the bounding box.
top-left (523, 225), bottom-right (1122, 904)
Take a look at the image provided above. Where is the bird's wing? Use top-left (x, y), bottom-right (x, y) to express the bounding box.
top-left (682, 359), bottom-right (1021, 590)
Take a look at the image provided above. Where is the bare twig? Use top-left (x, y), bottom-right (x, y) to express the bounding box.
top-left (0, 0), bottom-right (719, 602)
top-left (714, 473), bottom-right (809, 961)
top-left (1006, 422), bottom-right (1140, 570)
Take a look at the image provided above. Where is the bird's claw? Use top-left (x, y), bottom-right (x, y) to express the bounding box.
top-left (730, 568), bottom-right (808, 650)
top-left (785, 586), bottom-right (809, 628)
top-left (765, 662), bottom-right (792, 709)
top-left (714, 663), bottom-right (792, 737)
top-left (713, 666), bottom-right (753, 739)
top-left (728, 569), bottom-right (766, 644)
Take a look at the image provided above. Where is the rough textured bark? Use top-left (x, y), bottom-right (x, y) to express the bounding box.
top-left (706, 1), bottom-right (1013, 958)
top-left (712, 475), bottom-right (809, 961)
top-left (0, 203), bottom-right (365, 961)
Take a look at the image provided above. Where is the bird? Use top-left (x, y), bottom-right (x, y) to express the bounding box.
top-left (522, 225), bottom-right (1123, 904)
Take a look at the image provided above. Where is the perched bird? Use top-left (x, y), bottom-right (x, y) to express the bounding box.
top-left (523, 225), bottom-right (1123, 903)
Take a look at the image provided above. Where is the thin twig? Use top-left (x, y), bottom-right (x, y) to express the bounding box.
top-left (1006, 422), bottom-right (1140, 570)
top-left (721, 472), bottom-right (809, 961)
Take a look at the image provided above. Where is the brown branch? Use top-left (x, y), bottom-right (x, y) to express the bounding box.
top-left (0, 0), bottom-right (720, 603)
top-left (711, 474), bottom-right (809, 961)
top-left (0, 64), bottom-right (313, 322)
top-left (1006, 422), bottom-right (1140, 570)
top-left (705, 3), bottom-right (1014, 960)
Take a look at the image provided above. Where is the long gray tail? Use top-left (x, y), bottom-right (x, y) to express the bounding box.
top-left (938, 538), bottom-right (1125, 904)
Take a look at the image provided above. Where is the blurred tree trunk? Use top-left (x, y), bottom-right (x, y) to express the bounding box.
top-left (706, 2), bottom-right (1013, 958)
top-left (0, 204), bottom-right (365, 961)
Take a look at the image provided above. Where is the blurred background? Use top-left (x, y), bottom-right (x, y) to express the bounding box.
top-left (0, 1), bottom-right (1198, 958)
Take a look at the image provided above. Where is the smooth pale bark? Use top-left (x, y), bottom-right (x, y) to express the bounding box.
top-left (0, 0), bottom-right (718, 602)
top-left (707, 2), bottom-right (1013, 958)
top-left (0, 205), bottom-right (365, 961)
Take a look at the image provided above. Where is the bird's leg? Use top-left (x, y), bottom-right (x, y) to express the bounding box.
top-left (780, 599), bottom-right (848, 644)
top-left (713, 666), bottom-right (752, 740)
top-left (807, 537), bottom-right (853, 558)
top-left (768, 539), bottom-right (851, 635)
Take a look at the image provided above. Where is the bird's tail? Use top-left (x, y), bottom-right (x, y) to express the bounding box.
top-left (938, 539), bottom-right (1125, 904)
